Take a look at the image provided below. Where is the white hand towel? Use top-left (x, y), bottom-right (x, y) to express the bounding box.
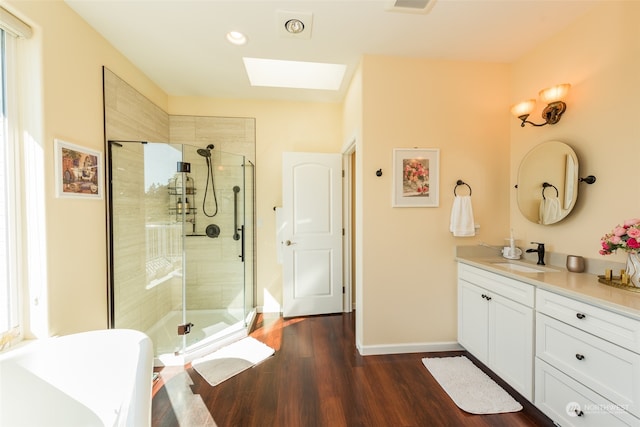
top-left (450, 195), bottom-right (475, 237)
top-left (539, 197), bottom-right (563, 225)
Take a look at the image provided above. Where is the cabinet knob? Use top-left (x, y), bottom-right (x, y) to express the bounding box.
top-left (574, 409), bottom-right (584, 417)
top-left (576, 313), bottom-right (586, 319)
top-left (485, 295), bottom-right (492, 301)
top-left (575, 353), bottom-right (585, 361)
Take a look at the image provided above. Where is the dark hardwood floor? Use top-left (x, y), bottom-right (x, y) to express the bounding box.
top-left (152, 312), bottom-right (555, 427)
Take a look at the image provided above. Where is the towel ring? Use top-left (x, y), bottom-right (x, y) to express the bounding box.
top-left (542, 182), bottom-right (558, 200)
top-left (454, 180), bottom-right (472, 196)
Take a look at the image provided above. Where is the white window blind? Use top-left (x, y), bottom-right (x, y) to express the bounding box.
top-left (0, 6), bottom-right (30, 349)
top-left (0, 7), bottom-right (32, 39)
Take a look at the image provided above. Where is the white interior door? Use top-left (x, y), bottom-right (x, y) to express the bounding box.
top-left (282, 152), bottom-right (342, 317)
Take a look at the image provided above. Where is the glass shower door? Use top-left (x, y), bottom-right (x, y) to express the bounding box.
top-left (243, 159), bottom-right (255, 329)
top-left (109, 141), bottom-right (186, 358)
top-left (109, 141), bottom-right (254, 362)
top-left (180, 146), bottom-right (251, 350)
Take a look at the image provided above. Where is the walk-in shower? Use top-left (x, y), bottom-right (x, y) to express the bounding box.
top-left (107, 141), bottom-right (255, 365)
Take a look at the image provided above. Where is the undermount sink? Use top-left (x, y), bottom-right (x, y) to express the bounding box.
top-left (491, 262), bottom-right (551, 273)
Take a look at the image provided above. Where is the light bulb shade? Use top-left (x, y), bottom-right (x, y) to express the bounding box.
top-left (510, 99), bottom-right (536, 117)
top-left (539, 83), bottom-right (571, 104)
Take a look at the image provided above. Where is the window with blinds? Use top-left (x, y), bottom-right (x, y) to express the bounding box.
top-left (0, 28), bottom-right (19, 349)
top-left (0, 7), bottom-right (31, 350)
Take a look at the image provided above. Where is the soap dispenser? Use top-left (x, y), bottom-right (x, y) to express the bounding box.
top-left (502, 229), bottom-right (523, 260)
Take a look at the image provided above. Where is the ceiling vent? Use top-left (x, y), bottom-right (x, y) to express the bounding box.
top-left (387, 0), bottom-right (437, 14)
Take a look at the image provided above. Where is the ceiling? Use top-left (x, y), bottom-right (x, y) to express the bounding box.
top-left (65, 0), bottom-right (598, 103)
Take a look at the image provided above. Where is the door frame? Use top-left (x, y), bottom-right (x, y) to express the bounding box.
top-left (342, 139), bottom-right (356, 313)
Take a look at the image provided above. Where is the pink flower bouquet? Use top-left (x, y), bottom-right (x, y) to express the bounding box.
top-left (600, 218), bottom-right (640, 255)
top-left (403, 159), bottom-right (429, 194)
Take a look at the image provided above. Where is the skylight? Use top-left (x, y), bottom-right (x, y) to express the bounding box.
top-left (243, 57), bottom-right (346, 91)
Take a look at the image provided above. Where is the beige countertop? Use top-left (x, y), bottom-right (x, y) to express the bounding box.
top-left (456, 247), bottom-right (640, 321)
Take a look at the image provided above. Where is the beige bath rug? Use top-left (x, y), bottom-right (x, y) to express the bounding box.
top-left (192, 337), bottom-right (274, 386)
top-left (422, 355), bottom-right (523, 414)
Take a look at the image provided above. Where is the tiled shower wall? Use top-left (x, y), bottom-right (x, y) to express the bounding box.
top-left (170, 117), bottom-right (255, 311)
top-left (104, 68), bottom-right (255, 332)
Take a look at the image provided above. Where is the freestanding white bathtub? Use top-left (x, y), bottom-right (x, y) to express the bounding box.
top-left (0, 329), bottom-right (154, 427)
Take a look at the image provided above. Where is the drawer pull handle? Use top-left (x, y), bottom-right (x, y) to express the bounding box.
top-left (575, 353), bottom-right (585, 361)
top-left (574, 409), bottom-right (584, 417)
top-left (576, 313), bottom-right (586, 319)
top-left (481, 294), bottom-right (491, 301)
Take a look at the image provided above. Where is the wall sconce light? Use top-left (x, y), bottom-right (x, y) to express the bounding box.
top-left (511, 83), bottom-right (571, 127)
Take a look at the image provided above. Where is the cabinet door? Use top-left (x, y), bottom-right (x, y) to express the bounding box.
top-left (458, 280), bottom-right (489, 363)
top-left (489, 293), bottom-right (534, 401)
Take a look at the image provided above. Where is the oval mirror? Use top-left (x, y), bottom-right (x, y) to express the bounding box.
top-left (516, 141), bottom-right (579, 225)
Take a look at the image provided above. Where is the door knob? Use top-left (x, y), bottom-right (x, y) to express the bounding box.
top-left (285, 240), bottom-right (294, 246)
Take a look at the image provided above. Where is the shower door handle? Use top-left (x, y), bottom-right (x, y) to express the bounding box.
top-left (239, 225), bottom-right (245, 262)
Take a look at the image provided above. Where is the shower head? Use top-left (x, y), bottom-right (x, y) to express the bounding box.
top-left (196, 144), bottom-right (214, 157)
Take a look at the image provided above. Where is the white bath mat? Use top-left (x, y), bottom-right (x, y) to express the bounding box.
top-left (192, 337), bottom-right (274, 386)
top-left (422, 355), bottom-right (523, 414)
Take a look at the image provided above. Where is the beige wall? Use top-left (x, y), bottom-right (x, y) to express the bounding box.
top-left (358, 56), bottom-right (511, 347)
top-left (510, 1), bottom-right (640, 266)
top-left (6, 0), bottom-right (167, 336)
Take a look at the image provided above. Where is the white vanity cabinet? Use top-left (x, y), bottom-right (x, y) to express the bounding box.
top-left (457, 263), bottom-right (535, 401)
top-left (535, 288), bottom-right (640, 426)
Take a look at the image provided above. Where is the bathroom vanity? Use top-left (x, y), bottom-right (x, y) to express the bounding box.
top-left (457, 254), bottom-right (640, 426)
top-left (458, 263), bottom-right (535, 400)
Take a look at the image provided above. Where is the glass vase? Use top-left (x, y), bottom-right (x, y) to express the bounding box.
top-left (626, 252), bottom-right (640, 288)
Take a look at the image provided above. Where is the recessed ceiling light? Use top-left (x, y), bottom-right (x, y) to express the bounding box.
top-left (243, 57), bottom-right (346, 91)
top-left (284, 19), bottom-right (305, 34)
top-left (226, 31), bottom-right (247, 46)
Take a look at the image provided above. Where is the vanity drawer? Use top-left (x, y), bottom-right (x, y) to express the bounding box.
top-left (537, 313), bottom-right (640, 417)
top-left (536, 359), bottom-right (639, 427)
top-left (458, 264), bottom-right (534, 307)
top-left (537, 289), bottom-right (640, 353)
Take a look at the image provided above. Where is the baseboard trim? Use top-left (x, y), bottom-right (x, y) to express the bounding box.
top-left (256, 305), bottom-right (282, 315)
top-left (357, 341), bottom-right (463, 356)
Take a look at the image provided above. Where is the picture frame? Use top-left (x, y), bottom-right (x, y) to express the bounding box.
top-left (54, 139), bottom-right (103, 199)
top-left (392, 148), bottom-right (439, 207)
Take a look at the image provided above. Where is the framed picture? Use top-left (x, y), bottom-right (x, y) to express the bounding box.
top-left (54, 139), bottom-right (103, 199)
top-left (392, 148), bottom-right (439, 207)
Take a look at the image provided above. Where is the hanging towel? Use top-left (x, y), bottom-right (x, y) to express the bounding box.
top-left (450, 195), bottom-right (476, 237)
top-left (539, 197), bottom-right (563, 225)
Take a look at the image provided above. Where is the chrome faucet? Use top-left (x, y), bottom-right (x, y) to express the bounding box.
top-left (526, 242), bottom-right (545, 265)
